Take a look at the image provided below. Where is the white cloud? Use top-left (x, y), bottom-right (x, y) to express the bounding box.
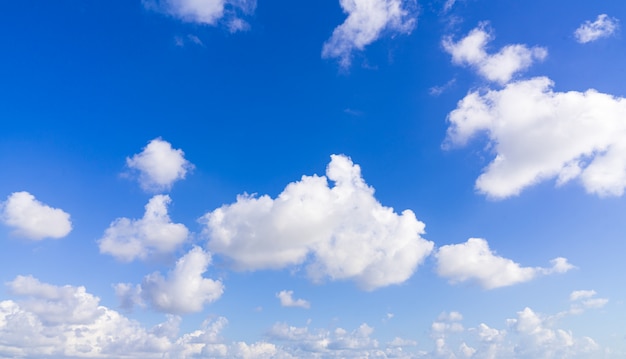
top-left (322, 0), bottom-right (417, 68)
top-left (575, 14), bottom-right (619, 44)
top-left (435, 238), bottom-right (574, 289)
top-left (143, 0), bottom-right (255, 29)
top-left (6, 275), bottom-right (103, 326)
top-left (268, 322), bottom-right (381, 355)
top-left (445, 76), bottom-right (626, 198)
top-left (201, 154), bottom-right (434, 290)
top-left (0, 191), bottom-right (72, 240)
top-left (568, 290), bottom-right (608, 314)
top-left (443, 23), bottom-right (547, 84)
top-left (126, 138), bottom-right (194, 192)
top-left (276, 290), bottom-right (310, 309)
top-left (116, 246), bottom-right (224, 314)
top-left (98, 195), bottom-right (189, 262)
top-left (570, 289), bottom-right (597, 301)
top-left (0, 276), bottom-right (287, 359)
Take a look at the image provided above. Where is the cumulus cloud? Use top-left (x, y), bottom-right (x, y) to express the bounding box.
top-left (0, 191), bottom-right (72, 240)
top-left (142, 0), bottom-right (255, 32)
top-left (424, 301), bottom-right (603, 359)
top-left (201, 154), bottom-right (434, 290)
top-left (435, 238), bottom-right (574, 289)
top-left (98, 195), bottom-right (189, 262)
top-left (276, 290), bottom-right (310, 309)
top-left (0, 276), bottom-right (285, 359)
top-left (443, 23), bottom-right (547, 84)
top-left (575, 14), bottom-right (619, 44)
top-left (445, 76), bottom-right (626, 198)
top-left (268, 322), bottom-right (380, 355)
top-left (322, 0), bottom-right (417, 68)
top-left (116, 247), bottom-right (224, 314)
top-left (126, 138), bottom-right (194, 192)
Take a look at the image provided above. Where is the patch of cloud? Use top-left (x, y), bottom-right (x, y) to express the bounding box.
top-left (429, 78), bottom-right (456, 96)
top-left (115, 247), bottom-right (224, 314)
top-left (322, 0), bottom-right (418, 68)
top-left (276, 290), bottom-right (310, 309)
top-left (98, 195), bottom-right (189, 262)
top-left (435, 238), bottom-right (574, 289)
top-left (575, 14), bottom-right (619, 44)
top-left (142, 0), bottom-right (256, 29)
top-left (445, 76), bottom-right (626, 198)
top-left (0, 277), bottom-right (286, 358)
top-left (568, 290), bottom-right (608, 315)
top-left (126, 138), bottom-right (194, 192)
top-left (175, 34), bottom-right (205, 47)
top-left (267, 322), bottom-right (382, 356)
top-left (201, 154), bottom-right (434, 291)
top-left (443, 23), bottom-right (547, 84)
top-left (0, 191), bottom-right (72, 240)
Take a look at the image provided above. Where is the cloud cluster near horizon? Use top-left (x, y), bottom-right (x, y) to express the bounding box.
top-left (0, 275), bottom-right (605, 358)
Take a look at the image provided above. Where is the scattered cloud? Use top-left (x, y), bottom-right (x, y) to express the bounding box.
top-left (429, 78), bottom-right (456, 96)
top-left (98, 195), bottom-right (189, 262)
top-left (443, 23), bottom-right (547, 84)
top-left (201, 154), bottom-right (434, 290)
top-left (126, 138), bottom-right (194, 192)
top-left (575, 14), bottom-right (619, 44)
top-left (445, 76), bottom-right (626, 198)
top-left (568, 290), bottom-right (608, 315)
top-left (0, 191), bottom-right (72, 240)
top-left (142, 0), bottom-right (256, 28)
top-left (276, 290), bottom-right (310, 309)
top-left (175, 34), bottom-right (205, 47)
top-left (115, 247), bottom-right (224, 314)
top-left (435, 238), bottom-right (574, 289)
top-left (322, 0), bottom-right (417, 68)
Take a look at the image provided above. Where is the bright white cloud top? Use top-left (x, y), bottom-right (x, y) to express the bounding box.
top-left (322, 0), bottom-right (417, 67)
top-left (126, 138), bottom-right (194, 192)
top-left (202, 154), bottom-right (434, 290)
top-left (0, 191), bottom-right (72, 240)
top-left (443, 23), bottom-right (547, 84)
top-left (98, 195), bottom-right (189, 261)
top-left (142, 0), bottom-right (255, 28)
top-left (276, 290), bottom-right (310, 309)
top-left (115, 247), bottom-right (224, 314)
top-left (435, 238), bottom-right (574, 289)
top-left (446, 76), bottom-right (626, 198)
top-left (575, 14), bottom-right (619, 44)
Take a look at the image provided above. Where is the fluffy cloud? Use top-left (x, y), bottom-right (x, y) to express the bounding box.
top-left (0, 191), bottom-right (72, 240)
top-left (568, 290), bottom-right (608, 314)
top-left (443, 23), bottom-right (547, 84)
top-left (575, 14), bottom-right (619, 44)
top-left (445, 76), bottom-right (626, 198)
top-left (126, 138), bottom-right (194, 192)
top-left (98, 195), bottom-right (189, 262)
top-left (201, 154), bottom-right (434, 290)
top-left (116, 247), bottom-right (224, 314)
top-left (322, 0), bottom-right (417, 67)
top-left (435, 238), bottom-right (574, 289)
top-left (0, 276), bottom-right (285, 359)
top-left (276, 290), bottom-right (310, 309)
top-left (143, 0), bottom-right (256, 30)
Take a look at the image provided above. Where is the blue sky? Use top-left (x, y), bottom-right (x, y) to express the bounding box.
top-left (1, 0), bottom-right (625, 358)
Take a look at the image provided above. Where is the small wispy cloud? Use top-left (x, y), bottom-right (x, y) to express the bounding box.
top-left (575, 14), bottom-right (619, 44)
top-left (276, 290), bottom-right (310, 309)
